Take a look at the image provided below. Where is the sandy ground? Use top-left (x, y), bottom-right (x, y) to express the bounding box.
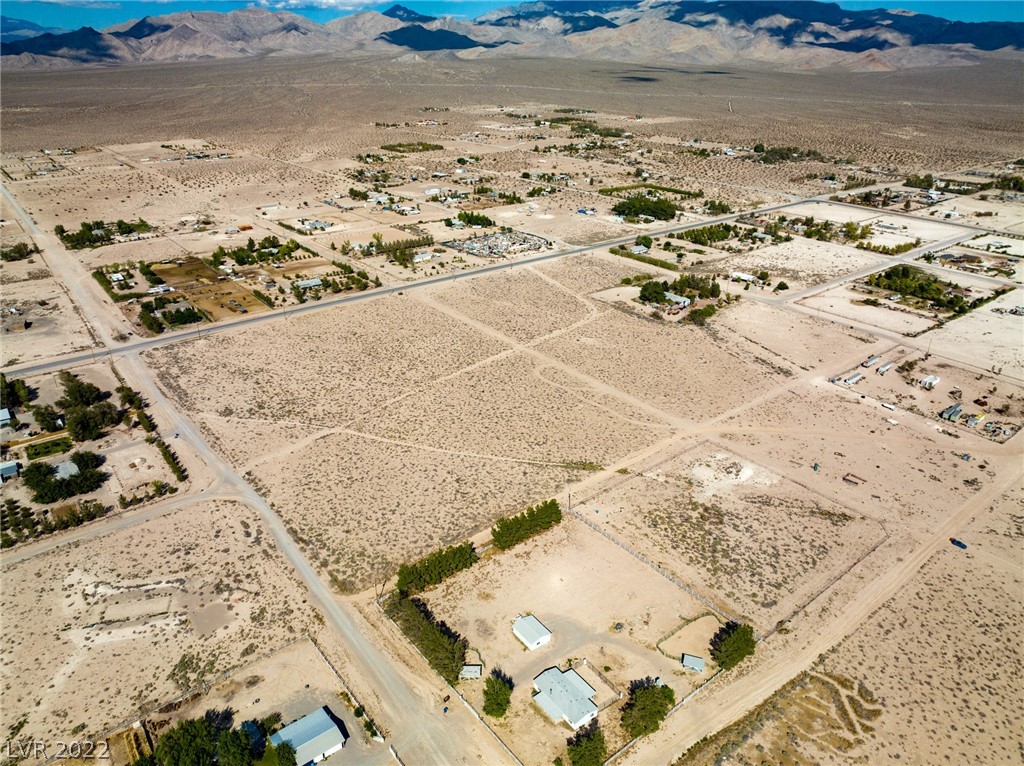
top-left (0, 500), bottom-right (320, 745)
top-left (686, 237), bottom-right (885, 290)
top-left (1, 55), bottom-right (1021, 766)
top-left (676, 484), bottom-right (1023, 766)
top-left (0, 275), bottom-right (96, 364)
top-left (579, 441), bottom-right (882, 632)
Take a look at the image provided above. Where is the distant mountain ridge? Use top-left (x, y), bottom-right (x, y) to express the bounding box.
top-left (3, 1), bottom-right (1022, 71)
top-left (1, 15), bottom-right (69, 43)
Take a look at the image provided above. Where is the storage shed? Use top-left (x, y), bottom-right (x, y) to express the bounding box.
top-left (513, 615), bottom-right (552, 651)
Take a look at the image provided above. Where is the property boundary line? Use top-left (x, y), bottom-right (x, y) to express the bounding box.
top-left (567, 510), bottom-right (747, 636)
top-left (373, 598), bottom-right (525, 766)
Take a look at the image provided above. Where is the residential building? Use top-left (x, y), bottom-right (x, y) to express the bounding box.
top-left (682, 654), bottom-right (705, 672)
top-left (0, 461), bottom-right (20, 482)
top-left (532, 666), bottom-right (598, 730)
top-left (268, 707), bottom-right (346, 766)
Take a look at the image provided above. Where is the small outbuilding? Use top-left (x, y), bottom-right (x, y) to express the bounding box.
top-left (513, 615), bottom-right (552, 651)
top-left (0, 408), bottom-right (11, 427)
top-left (459, 664), bottom-right (483, 680)
top-left (269, 706), bottom-right (346, 766)
top-left (0, 460), bottom-right (20, 482)
top-left (681, 654), bottom-right (705, 673)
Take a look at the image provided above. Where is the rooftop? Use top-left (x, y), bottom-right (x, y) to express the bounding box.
top-left (268, 707), bottom-right (346, 766)
top-left (513, 614), bottom-right (551, 647)
top-left (533, 666), bottom-right (597, 729)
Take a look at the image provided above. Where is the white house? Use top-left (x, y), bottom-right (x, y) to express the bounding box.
top-left (533, 667), bottom-right (598, 730)
top-left (269, 707), bottom-right (346, 766)
top-left (513, 615), bottom-right (552, 651)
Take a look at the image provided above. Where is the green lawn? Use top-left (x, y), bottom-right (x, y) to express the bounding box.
top-left (25, 437), bottom-right (72, 460)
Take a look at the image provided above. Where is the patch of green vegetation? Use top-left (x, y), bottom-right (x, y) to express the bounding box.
top-left (492, 499), bottom-right (562, 550)
top-left (0, 241), bottom-right (39, 261)
top-left (25, 437), bottom-right (72, 460)
top-left (381, 142), bottom-right (443, 153)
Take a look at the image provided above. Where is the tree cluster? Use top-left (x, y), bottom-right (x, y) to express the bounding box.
top-left (612, 195), bottom-right (677, 221)
top-left (396, 542), bottom-right (478, 594)
top-left (620, 679), bottom-right (675, 738)
top-left (710, 621), bottom-right (756, 670)
top-left (386, 596), bottom-right (467, 685)
top-left (483, 670), bottom-right (514, 718)
top-left (0, 241), bottom-right (38, 262)
top-left (56, 219), bottom-right (150, 249)
top-left (0, 373), bottom-right (33, 410)
top-left (141, 713), bottom-right (290, 766)
top-left (21, 451), bottom-right (108, 504)
top-left (672, 223), bottom-right (738, 246)
top-left (457, 210), bottom-right (495, 227)
top-left (491, 499), bottom-right (562, 550)
top-left (566, 722), bottom-right (607, 766)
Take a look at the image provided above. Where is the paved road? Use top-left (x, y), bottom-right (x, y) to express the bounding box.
top-left (2, 195), bottom-right (808, 379)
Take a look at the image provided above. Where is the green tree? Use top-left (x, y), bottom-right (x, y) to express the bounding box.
top-left (217, 729), bottom-right (254, 766)
top-left (31, 404), bottom-right (63, 432)
top-left (620, 680), bottom-right (675, 738)
top-left (639, 280), bottom-right (667, 304)
top-left (710, 622), bottom-right (756, 670)
top-left (153, 719), bottom-right (217, 766)
top-left (56, 371), bottom-right (103, 409)
top-left (276, 741), bottom-right (297, 766)
top-left (566, 723), bottom-right (607, 766)
top-left (483, 671), bottom-right (513, 718)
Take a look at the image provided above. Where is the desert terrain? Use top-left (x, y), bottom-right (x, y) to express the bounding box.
top-left (0, 52), bottom-right (1020, 766)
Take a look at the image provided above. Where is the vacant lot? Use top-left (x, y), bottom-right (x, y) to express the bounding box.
top-left (582, 441), bottom-right (882, 631)
top-left (0, 501), bottom-right (319, 745)
top-left (677, 484), bottom-right (1023, 766)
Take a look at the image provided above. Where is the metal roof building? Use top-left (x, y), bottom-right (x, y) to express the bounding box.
top-left (0, 460), bottom-right (19, 482)
top-left (459, 664), bottom-right (483, 680)
top-left (269, 706), bottom-right (346, 766)
top-left (55, 461), bottom-right (80, 480)
top-left (0, 408), bottom-right (10, 427)
top-left (513, 615), bottom-right (552, 651)
top-left (295, 278), bottom-right (323, 290)
top-left (682, 654), bottom-right (705, 672)
top-left (532, 667), bottom-right (598, 730)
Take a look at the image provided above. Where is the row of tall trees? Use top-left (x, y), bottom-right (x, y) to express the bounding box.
top-left (396, 542), bottom-right (478, 594)
top-left (491, 499), bottom-right (562, 550)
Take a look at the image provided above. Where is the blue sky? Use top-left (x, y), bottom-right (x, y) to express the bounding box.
top-left (5, 0), bottom-right (1022, 32)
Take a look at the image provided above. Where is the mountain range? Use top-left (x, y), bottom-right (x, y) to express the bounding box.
top-left (2, 1), bottom-right (1022, 71)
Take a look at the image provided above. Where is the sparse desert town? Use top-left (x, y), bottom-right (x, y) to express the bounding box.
top-left (0, 1), bottom-right (1022, 765)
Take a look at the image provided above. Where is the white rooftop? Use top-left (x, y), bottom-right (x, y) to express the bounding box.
top-left (533, 667), bottom-right (597, 730)
top-left (269, 707), bottom-right (346, 766)
top-left (513, 615), bottom-right (551, 649)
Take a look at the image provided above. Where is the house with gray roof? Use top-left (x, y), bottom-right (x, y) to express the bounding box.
top-left (532, 666), bottom-right (598, 730)
top-left (269, 706), bottom-right (346, 766)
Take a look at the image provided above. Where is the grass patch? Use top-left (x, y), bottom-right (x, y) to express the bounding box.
top-left (25, 437), bottom-right (72, 460)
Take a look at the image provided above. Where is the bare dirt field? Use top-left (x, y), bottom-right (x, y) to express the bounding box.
top-left (422, 516), bottom-right (709, 764)
top-left (676, 484), bottom-right (1023, 766)
top-left (0, 275), bottom-right (96, 365)
top-left (686, 238), bottom-right (884, 290)
top-left (579, 441), bottom-right (883, 632)
top-left (0, 500), bottom-right (320, 746)
top-left (798, 284), bottom-right (937, 335)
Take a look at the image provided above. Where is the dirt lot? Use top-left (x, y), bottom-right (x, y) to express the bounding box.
top-left (422, 516), bottom-right (709, 764)
top-left (676, 484), bottom-right (1023, 766)
top-left (579, 441), bottom-right (883, 632)
top-left (0, 500), bottom-right (320, 746)
top-left (0, 275), bottom-right (95, 365)
top-left (686, 237), bottom-right (884, 291)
